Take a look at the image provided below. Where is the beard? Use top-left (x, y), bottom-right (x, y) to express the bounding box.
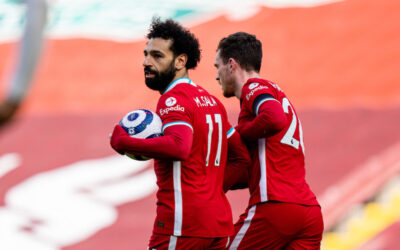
top-left (144, 61), bottom-right (176, 92)
top-left (223, 89), bottom-right (235, 98)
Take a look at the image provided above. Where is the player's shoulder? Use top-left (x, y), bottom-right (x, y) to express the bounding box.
top-left (157, 89), bottom-right (189, 112)
top-left (243, 78), bottom-right (277, 90)
top-left (242, 78), bottom-right (274, 102)
top-left (156, 91), bottom-right (188, 118)
top-left (157, 79), bottom-right (198, 114)
top-left (162, 78), bottom-right (198, 99)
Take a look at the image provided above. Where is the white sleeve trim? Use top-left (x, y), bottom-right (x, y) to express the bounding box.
top-left (227, 127), bottom-right (235, 139)
top-left (162, 121), bottom-right (193, 133)
top-left (255, 98), bottom-right (279, 115)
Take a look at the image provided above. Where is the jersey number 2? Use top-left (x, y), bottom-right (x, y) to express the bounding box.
top-left (205, 114), bottom-right (222, 166)
top-left (280, 98), bottom-right (305, 154)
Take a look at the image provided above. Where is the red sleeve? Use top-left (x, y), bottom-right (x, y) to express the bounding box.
top-left (110, 124), bottom-right (193, 161)
top-left (237, 100), bottom-right (287, 141)
top-left (223, 129), bottom-right (252, 192)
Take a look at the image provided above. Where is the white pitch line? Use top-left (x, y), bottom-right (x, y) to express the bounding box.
top-left (0, 153), bottom-right (21, 178)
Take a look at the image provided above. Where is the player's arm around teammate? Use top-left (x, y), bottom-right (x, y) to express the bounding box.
top-left (223, 125), bottom-right (251, 192)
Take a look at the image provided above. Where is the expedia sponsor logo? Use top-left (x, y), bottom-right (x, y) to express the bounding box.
top-left (159, 105), bottom-right (185, 116)
top-left (246, 85), bottom-right (269, 101)
top-left (248, 82), bottom-right (259, 89)
top-left (165, 97), bottom-right (177, 107)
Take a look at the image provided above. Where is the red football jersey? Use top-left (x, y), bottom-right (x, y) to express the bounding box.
top-left (153, 77), bottom-right (234, 237)
top-left (238, 78), bottom-right (319, 207)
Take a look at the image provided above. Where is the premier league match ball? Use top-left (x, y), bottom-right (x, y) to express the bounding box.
top-left (119, 109), bottom-right (163, 160)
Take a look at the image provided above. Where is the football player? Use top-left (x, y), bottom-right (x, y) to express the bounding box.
top-left (214, 32), bottom-right (323, 249)
top-left (110, 18), bottom-right (251, 249)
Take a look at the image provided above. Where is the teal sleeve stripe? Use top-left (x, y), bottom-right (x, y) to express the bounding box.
top-left (227, 127), bottom-right (235, 139)
top-left (162, 121), bottom-right (193, 132)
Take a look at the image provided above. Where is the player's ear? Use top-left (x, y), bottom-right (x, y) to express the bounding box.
top-left (175, 54), bottom-right (187, 70)
top-left (228, 58), bottom-right (237, 73)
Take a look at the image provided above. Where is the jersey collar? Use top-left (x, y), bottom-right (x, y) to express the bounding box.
top-left (163, 77), bottom-right (196, 94)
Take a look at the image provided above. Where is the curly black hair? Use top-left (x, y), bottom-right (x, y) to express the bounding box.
top-left (217, 32), bottom-right (262, 73)
top-left (147, 17), bottom-right (201, 70)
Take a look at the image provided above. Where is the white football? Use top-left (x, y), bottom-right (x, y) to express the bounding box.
top-left (119, 109), bottom-right (162, 160)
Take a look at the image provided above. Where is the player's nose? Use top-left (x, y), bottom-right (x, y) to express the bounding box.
top-left (142, 56), bottom-right (151, 67)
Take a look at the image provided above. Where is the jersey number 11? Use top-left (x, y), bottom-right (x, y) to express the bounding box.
top-left (205, 114), bottom-right (222, 166)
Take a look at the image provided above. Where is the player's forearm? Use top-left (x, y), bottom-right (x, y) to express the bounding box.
top-left (238, 101), bottom-right (287, 141)
top-left (223, 162), bottom-right (249, 192)
top-left (110, 125), bottom-right (192, 161)
top-left (121, 136), bottom-right (190, 160)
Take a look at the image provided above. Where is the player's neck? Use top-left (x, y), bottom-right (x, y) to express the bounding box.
top-left (245, 71), bottom-right (260, 81)
top-left (172, 69), bottom-right (188, 82)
